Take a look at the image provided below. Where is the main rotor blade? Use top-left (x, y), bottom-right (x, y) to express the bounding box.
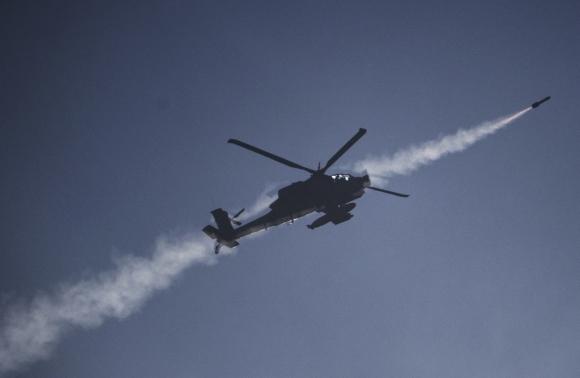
top-left (367, 186), bottom-right (409, 198)
top-left (228, 139), bottom-right (317, 174)
top-left (321, 128), bottom-right (367, 173)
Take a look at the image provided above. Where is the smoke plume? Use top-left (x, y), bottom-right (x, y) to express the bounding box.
top-left (352, 108), bottom-right (530, 184)
top-left (0, 233), bottom-right (216, 375)
top-left (237, 183), bottom-right (280, 221)
top-left (0, 108), bottom-right (531, 375)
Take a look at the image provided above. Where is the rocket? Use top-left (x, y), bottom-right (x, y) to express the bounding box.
top-left (532, 96), bottom-right (551, 108)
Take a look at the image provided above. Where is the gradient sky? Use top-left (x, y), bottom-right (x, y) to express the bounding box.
top-left (1, 1), bottom-right (579, 377)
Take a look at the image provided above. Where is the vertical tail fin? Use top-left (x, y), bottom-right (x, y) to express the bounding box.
top-left (210, 208), bottom-right (235, 234)
top-left (202, 208), bottom-right (239, 253)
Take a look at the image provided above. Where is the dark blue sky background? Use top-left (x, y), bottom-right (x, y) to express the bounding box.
top-left (1, 1), bottom-right (579, 377)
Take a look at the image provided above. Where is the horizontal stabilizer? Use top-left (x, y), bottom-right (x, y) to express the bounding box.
top-left (222, 240), bottom-right (239, 249)
top-left (202, 225), bottom-right (219, 240)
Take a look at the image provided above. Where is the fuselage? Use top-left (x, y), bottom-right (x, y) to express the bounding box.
top-left (229, 173), bottom-right (371, 240)
top-left (269, 173), bottom-right (370, 211)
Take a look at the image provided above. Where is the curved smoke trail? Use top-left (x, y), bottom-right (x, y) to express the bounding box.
top-left (0, 108), bottom-right (531, 375)
top-left (0, 233), bottom-right (216, 375)
top-left (352, 108), bottom-right (531, 183)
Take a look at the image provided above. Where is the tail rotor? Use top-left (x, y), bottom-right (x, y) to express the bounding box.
top-left (229, 208), bottom-right (245, 226)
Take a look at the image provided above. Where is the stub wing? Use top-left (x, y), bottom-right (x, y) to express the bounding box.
top-left (307, 203), bottom-right (356, 230)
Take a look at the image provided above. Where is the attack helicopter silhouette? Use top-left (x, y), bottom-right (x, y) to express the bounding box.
top-left (203, 128), bottom-right (408, 254)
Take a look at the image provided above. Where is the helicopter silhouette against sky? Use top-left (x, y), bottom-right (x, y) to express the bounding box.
top-left (203, 128), bottom-right (408, 254)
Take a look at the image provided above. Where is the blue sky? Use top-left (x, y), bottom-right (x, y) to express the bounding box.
top-left (1, 1), bottom-right (579, 377)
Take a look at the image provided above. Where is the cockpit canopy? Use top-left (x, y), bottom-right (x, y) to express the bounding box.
top-left (331, 174), bottom-right (352, 181)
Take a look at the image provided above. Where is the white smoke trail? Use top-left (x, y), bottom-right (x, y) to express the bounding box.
top-left (352, 108), bottom-right (531, 184)
top-left (0, 108), bottom-right (532, 375)
top-left (0, 180), bottom-right (283, 375)
top-left (237, 183), bottom-right (280, 221)
top-left (0, 232), bottom-right (217, 375)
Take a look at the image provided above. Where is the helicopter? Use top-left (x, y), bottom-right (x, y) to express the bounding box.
top-left (202, 128), bottom-right (408, 254)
